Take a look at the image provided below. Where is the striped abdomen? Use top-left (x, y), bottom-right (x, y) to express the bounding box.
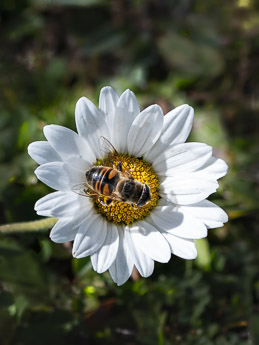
top-left (85, 166), bottom-right (120, 196)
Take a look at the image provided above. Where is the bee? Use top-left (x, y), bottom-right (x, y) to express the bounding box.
top-left (72, 137), bottom-right (151, 208)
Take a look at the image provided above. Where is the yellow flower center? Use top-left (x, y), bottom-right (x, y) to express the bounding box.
top-left (94, 154), bottom-right (159, 225)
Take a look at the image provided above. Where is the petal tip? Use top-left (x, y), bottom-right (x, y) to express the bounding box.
top-left (100, 86), bottom-right (116, 95)
top-left (27, 142), bottom-right (35, 157)
top-left (43, 124), bottom-right (57, 139)
top-left (75, 96), bottom-right (88, 110)
top-left (222, 210), bottom-right (229, 223)
top-left (221, 161), bottom-right (229, 175)
top-left (124, 88), bottom-right (133, 96)
top-left (153, 104), bottom-right (163, 112)
top-left (43, 124), bottom-right (52, 132)
top-left (178, 104), bottom-right (194, 119)
top-left (34, 166), bottom-right (40, 177)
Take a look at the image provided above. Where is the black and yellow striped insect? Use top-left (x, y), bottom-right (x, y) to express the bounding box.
top-left (72, 137), bottom-right (151, 208)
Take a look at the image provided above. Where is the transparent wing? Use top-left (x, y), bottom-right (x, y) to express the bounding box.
top-left (72, 183), bottom-right (98, 198)
top-left (99, 136), bottom-right (124, 170)
top-left (99, 136), bottom-right (119, 158)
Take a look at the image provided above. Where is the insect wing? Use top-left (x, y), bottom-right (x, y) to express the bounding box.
top-left (72, 183), bottom-right (97, 198)
top-left (99, 136), bottom-right (119, 159)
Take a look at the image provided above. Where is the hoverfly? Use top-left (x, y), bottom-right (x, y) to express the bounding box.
top-left (72, 137), bottom-right (151, 208)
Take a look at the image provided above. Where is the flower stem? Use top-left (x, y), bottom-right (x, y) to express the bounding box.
top-left (0, 218), bottom-right (57, 234)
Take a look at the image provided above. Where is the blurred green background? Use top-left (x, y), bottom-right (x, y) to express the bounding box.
top-left (0, 0), bottom-right (259, 344)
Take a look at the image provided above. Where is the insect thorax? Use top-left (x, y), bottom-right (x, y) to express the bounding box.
top-left (117, 179), bottom-right (143, 204)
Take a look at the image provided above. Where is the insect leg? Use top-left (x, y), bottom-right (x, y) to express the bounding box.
top-left (129, 163), bottom-right (136, 172)
top-left (116, 161), bottom-right (123, 171)
top-left (99, 196), bottom-right (108, 206)
top-left (130, 203), bottom-right (138, 210)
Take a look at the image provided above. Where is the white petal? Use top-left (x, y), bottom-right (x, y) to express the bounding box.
top-left (125, 228), bottom-right (154, 277)
top-left (99, 87), bottom-right (119, 139)
top-left (50, 192), bottom-right (92, 218)
top-left (72, 214), bottom-right (107, 258)
top-left (75, 97), bottom-right (110, 158)
top-left (112, 89), bottom-right (140, 153)
top-left (50, 217), bottom-right (80, 243)
top-left (35, 162), bottom-right (85, 191)
top-left (179, 200), bottom-right (228, 229)
top-left (127, 105), bottom-right (164, 156)
top-left (160, 172), bottom-right (219, 205)
top-left (66, 156), bottom-right (90, 172)
top-left (150, 205), bottom-right (207, 239)
top-left (196, 157), bottom-right (228, 179)
top-left (43, 125), bottom-right (95, 167)
top-left (109, 228), bottom-right (134, 285)
top-left (28, 141), bottom-right (62, 165)
top-left (163, 233), bottom-right (197, 259)
top-left (91, 223), bottom-right (119, 273)
top-left (153, 142), bottom-right (212, 176)
top-left (163, 104), bottom-right (194, 144)
top-left (129, 221), bottom-right (171, 263)
top-left (99, 86), bottom-right (119, 116)
top-left (50, 192), bottom-right (79, 217)
top-left (35, 191), bottom-right (66, 216)
top-left (144, 104), bottom-right (194, 161)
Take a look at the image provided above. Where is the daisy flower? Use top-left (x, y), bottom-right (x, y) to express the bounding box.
top-left (28, 87), bottom-right (228, 285)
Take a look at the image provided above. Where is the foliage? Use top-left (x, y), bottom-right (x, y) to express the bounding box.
top-left (0, 0), bottom-right (259, 344)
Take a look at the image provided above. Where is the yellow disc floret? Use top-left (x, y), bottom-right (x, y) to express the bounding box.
top-left (94, 154), bottom-right (159, 225)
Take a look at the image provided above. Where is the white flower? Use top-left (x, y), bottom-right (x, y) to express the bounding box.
top-left (28, 86), bottom-right (228, 285)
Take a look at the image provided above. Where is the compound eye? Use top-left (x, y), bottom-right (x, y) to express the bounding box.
top-left (137, 184), bottom-right (151, 207)
top-left (137, 200), bottom-right (146, 207)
